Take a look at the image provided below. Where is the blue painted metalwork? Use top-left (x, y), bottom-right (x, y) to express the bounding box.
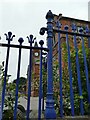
top-left (86, 25), bottom-right (90, 48)
top-left (38, 40), bottom-right (44, 120)
top-left (0, 105), bottom-right (2, 120)
top-left (64, 25), bottom-right (74, 116)
top-left (0, 32), bottom-right (48, 119)
top-left (26, 35), bottom-right (34, 120)
top-left (1, 32), bottom-right (15, 118)
top-left (40, 10), bottom-right (90, 118)
top-left (72, 24), bottom-right (84, 115)
top-left (0, 43), bottom-right (48, 51)
top-left (80, 27), bottom-right (90, 104)
top-left (42, 55), bottom-right (47, 112)
top-left (44, 10), bottom-right (56, 119)
top-left (56, 21), bottom-right (63, 117)
top-left (14, 37), bottom-right (24, 120)
top-left (0, 11), bottom-right (90, 119)
top-left (85, 26), bottom-right (90, 103)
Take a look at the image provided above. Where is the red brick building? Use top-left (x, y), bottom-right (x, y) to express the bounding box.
top-left (26, 41), bottom-right (40, 97)
top-left (26, 13), bottom-right (90, 97)
top-left (53, 14), bottom-right (90, 59)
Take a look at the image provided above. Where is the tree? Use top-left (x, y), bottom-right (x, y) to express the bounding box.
top-left (13, 77), bottom-right (27, 95)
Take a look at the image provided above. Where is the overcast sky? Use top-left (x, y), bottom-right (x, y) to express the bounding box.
top-left (0, 0), bottom-right (90, 82)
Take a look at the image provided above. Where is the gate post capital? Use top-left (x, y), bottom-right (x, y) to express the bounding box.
top-left (46, 10), bottom-right (54, 20)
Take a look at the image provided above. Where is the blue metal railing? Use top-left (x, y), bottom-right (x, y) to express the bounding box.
top-left (0, 10), bottom-right (90, 120)
top-left (0, 32), bottom-right (48, 120)
top-left (40, 10), bottom-right (90, 119)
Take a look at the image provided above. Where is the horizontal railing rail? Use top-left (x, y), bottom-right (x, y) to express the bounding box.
top-left (0, 43), bottom-right (48, 51)
top-left (40, 27), bottom-right (90, 37)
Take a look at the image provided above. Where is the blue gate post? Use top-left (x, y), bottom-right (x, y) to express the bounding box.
top-left (45, 10), bottom-right (56, 119)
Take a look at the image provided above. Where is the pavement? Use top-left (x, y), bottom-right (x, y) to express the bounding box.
top-left (18, 96), bottom-right (45, 118)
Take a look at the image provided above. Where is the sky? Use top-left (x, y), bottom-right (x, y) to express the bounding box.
top-left (0, 0), bottom-right (90, 82)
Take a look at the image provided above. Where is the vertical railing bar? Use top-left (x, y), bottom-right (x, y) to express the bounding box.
top-left (26, 35), bottom-right (34, 120)
top-left (14, 38), bottom-right (24, 120)
top-left (58, 33), bottom-right (63, 117)
top-left (88, 36), bottom-right (90, 113)
top-left (57, 21), bottom-right (63, 117)
top-left (81, 36), bottom-right (90, 103)
top-left (42, 95), bottom-right (44, 112)
top-left (38, 40), bottom-right (44, 120)
top-left (65, 26), bottom-right (74, 116)
top-left (26, 54), bottom-right (32, 120)
top-left (1, 32), bottom-right (15, 119)
top-left (73, 34), bottom-right (84, 115)
top-left (42, 57), bottom-right (47, 112)
top-left (1, 40), bottom-right (10, 114)
top-left (26, 51), bottom-right (32, 120)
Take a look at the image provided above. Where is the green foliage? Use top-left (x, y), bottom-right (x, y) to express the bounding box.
top-left (35, 37), bottom-right (90, 116)
top-left (13, 77), bottom-right (27, 95)
top-left (4, 83), bottom-right (16, 110)
top-left (3, 79), bottom-right (26, 119)
top-left (3, 110), bottom-right (13, 120)
top-left (0, 63), bottom-right (26, 119)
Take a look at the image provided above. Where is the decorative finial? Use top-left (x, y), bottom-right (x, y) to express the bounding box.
top-left (64, 25), bottom-right (69, 31)
top-left (79, 27), bottom-right (83, 33)
top-left (18, 37), bottom-right (24, 44)
top-left (85, 25), bottom-right (89, 34)
top-left (27, 34), bottom-right (36, 43)
top-left (72, 24), bottom-right (77, 32)
top-left (46, 10), bottom-right (54, 19)
top-left (39, 40), bottom-right (44, 47)
top-left (4, 31), bottom-right (15, 41)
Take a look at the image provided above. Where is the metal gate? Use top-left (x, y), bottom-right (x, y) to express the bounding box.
top-left (0, 33), bottom-right (48, 120)
top-left (40, 10), bottom-right (90, 119)
top-left (0, 10), bottom-right (90, 120)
